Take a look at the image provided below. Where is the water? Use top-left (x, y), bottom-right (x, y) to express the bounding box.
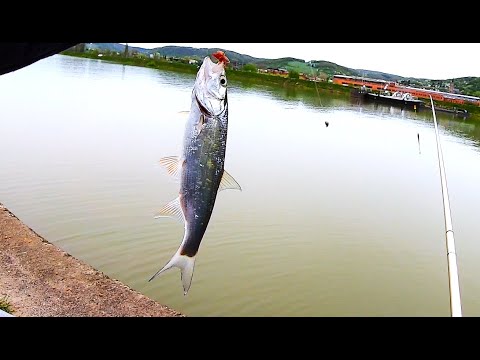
top-left (1, 54), bottom-right (480, 316)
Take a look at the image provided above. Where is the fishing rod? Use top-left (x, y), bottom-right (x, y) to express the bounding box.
top-left (429, 95), bottom-right (462, 317)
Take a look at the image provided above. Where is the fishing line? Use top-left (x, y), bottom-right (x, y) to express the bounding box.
top-left (309, 61), bottom-right (323, 107)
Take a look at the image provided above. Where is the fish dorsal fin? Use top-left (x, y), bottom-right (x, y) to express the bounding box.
top-left (154, 197), bottom-right (185, 223)
top-left (219, 170), bottom-right (242, 191)
top-left (159, 156), bottom-right (183, 178)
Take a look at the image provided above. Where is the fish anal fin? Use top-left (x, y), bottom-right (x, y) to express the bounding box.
top-left (219, 170), bottom-right (242, 191)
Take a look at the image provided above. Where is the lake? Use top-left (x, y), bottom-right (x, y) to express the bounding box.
top-left (1, 54), bottom-right (480, 316)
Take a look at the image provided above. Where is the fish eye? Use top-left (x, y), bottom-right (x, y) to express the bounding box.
top-left (220, 75), bottom-right (227, 87)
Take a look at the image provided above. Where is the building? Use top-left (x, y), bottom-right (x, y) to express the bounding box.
top-left (265, 68), bottom-right (289, 77)
top-left (332, 75), bottom-right (480, 107)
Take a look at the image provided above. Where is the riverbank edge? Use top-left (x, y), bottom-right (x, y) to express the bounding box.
top-left (60, 51), bottom-right (480, 119)
top-left (59, 51), bottom-right (354, 95)
top-left (0, 203), bottom-right (184, 317)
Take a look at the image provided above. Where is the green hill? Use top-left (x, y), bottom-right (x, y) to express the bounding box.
top-left (86, 43), bottom-right (148, 55)
top-left (85, 43), bottom-right (480, 97)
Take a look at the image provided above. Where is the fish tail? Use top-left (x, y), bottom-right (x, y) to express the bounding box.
top-left (148, 249), bottom-right (196, 296)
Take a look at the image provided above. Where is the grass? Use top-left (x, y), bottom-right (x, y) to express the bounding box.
top-left (0, 295), bottom-right (14, 314)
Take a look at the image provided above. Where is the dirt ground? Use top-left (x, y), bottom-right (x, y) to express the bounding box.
top-left (0, 203), bottom-right (183, 317)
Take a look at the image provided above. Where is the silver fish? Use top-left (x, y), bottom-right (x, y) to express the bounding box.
top-left (149, 52), bottom-right (241, 295)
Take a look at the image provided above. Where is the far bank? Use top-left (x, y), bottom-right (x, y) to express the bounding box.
top-left (60, 51), bottom-right (480, 120)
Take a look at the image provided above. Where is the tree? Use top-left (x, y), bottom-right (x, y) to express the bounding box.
top-left (243, 63), bottom-right (257, 72)
top-left (288, 70), bottom-right (299, 80)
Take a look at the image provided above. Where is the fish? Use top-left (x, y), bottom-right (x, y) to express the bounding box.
top-left (149, 51), bottom-right (241, 295)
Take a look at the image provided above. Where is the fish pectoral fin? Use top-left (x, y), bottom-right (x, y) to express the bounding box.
top-left (159, 156), bottom-right (183, 178)
top-left (196, 114), bottom-right (205, 134)
top-left (154, 197), bottom-right (185, 223)
top-left (219, 170), bottom-right (242, 191)
top-left (176, 110), bottom-right (190, 120)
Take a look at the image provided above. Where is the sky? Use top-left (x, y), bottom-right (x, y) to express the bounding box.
top-left (124, 43), bottom-right (480, 80)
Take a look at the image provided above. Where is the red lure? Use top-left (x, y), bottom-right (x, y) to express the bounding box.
top-left (212, 51), bottom-right (230, 65)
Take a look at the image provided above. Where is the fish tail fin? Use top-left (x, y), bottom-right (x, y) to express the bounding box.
top-left (148, 249), bottom-right (196, 296)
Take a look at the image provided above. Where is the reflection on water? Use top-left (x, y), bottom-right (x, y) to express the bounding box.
top-left (1, 55), bottom-right (480, 316)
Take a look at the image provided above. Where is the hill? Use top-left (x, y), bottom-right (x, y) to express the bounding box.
top-left (84, 43), bottom-right (480, 97)
top-left (86, 43), bottom-right (148, 55)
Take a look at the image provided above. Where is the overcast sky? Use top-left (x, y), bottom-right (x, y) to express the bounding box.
top-left (123, 43), bottom-right (480, 80)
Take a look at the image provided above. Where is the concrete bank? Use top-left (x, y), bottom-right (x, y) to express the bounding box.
top-left (0, 203), bottom-right (183, 317)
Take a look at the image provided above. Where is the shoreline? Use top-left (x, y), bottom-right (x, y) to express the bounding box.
top-left (60, 51), bottom-right (354, 95)
top-left (59, 51), bottom-right (480, 119)
top-left (0, 203), bottom-right (183, 317)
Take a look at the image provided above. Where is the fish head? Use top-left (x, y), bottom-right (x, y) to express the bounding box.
top-left (194, 55), bottom-right (228, 117)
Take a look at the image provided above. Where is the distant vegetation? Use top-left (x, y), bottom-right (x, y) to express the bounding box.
top-left (60, 44), bottom-right (480, 119)
top-left (61, 48), bottom-right (352, 95)
top-left (242, 63), bottom-right (257, 72)
top-left (288, 70), bottom-right (300, 80)
top-left (77, 43), bottom-right (480, 97)
top-left (452, 77), bottom-right (480, 97)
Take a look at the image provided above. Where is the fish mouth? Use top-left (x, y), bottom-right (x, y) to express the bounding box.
top-left (206, 55), bottom-right (227, 74)
top-left (201, 56), bottom-right (225, 79)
